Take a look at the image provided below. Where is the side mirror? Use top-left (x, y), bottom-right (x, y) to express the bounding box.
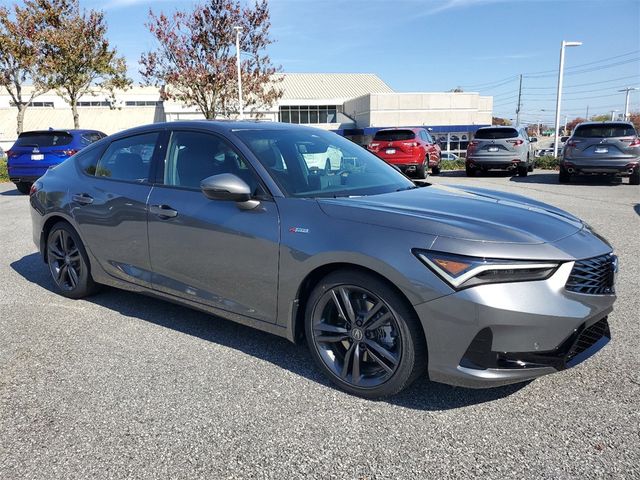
top-left (200, 173), bottom-right (259, 210)
top-left (529, 137), bottom-right (538, 143)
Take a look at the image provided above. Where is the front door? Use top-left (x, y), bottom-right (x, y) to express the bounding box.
top-left (147, 129), bottom-right (280, 323)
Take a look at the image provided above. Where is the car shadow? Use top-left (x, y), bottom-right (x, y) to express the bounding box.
top-left (11, 252), bottom-right (526, 410)
top-left (0, 186), bottom-right (22, 196)
top-left (510, 172), bottom-right (625, 186)
top-left (634, 204), bottom-right (640, 216)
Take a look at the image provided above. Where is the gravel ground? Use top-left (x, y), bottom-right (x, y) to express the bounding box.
top-left (1, 172), bottom-right (638, 479)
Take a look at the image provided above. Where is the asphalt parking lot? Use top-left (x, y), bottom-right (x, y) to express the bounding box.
top-left (1, 172), bottom-right (639, 479)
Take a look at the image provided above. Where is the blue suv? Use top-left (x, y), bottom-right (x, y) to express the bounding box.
top-left (7, 129), bottom-right (106, 194)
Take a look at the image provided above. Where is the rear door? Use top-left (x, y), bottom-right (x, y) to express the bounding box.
top-left (71, 131), bottom-right (162, 287)
top-left (146, 128), bottom-right (280, 323)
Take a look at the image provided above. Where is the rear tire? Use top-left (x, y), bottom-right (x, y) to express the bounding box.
top-left (630, 170), bottom-right (640, 185)
top-left (305, 270), bottom-right (427, 398)
top-left (15, 182), bottom-right (31, 195)
top-left (517, 165), bottom-right (528, 177)
top-left (465, 165), bottom-right (476, 177)
top-left (431, 165), bottom-right (441, 175)
top-left (559, 167), bottom-right (571, 183)
top-left (46, 222), bottom-right (99, 299)
top-left (416, 157), bottom-right (428, 179)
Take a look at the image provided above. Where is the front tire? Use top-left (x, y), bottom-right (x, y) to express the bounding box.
top-left (305, 270), bottom-right (427, 398)
top-left (15, 182), bottom-right (31, 195)
top-left (46, 222), bottom-right (98, 299)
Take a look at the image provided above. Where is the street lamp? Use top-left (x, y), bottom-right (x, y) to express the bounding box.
top-left (553, 40), bottom-right (582, 157)
top-left (234, 26), bottom-right (244, 120)
top-left (618, 87), bottom-right (638, 120)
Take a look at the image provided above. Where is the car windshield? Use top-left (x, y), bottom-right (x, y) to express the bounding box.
top-left (13, 131), bottom-right (73, 148)
top-left (235, 128), bottom-right (415, 198)
top-left (573, 124), bottom-right (637, 138)
top-left (373, 130), bottom-right (415, 141)
top-left (474, 128), bottom-right (518, 139)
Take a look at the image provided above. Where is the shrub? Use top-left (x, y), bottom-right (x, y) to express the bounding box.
top-left (439, 159), bottom-right (465, 171)
top-left (535, 155), bottom-right (559, 170)
top-left (0, 156), bottom-right (8, 182)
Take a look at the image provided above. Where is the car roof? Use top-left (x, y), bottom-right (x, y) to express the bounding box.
top-left (575, 121), bottom-right (634, 127)
top-left (19, 129), bottom-right (104, 135)
top-left (375, 127), bottom-right (423, 133)
top-left (478, 126), bottom-right (518, 130)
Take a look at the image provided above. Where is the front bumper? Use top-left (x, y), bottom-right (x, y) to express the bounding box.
top-left (415, 262), bottom-right (615, 388)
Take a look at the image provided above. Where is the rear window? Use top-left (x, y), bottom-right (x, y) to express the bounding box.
top-left (373, 130), bottom-right (415, 141)
top-left (474, 128), bottom-right (519, 140)
top-left (573, 124), bottom-right (637, 138)
top-left (13, 132), bottom-right (73, 148)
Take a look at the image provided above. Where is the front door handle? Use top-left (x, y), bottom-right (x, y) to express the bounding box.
top-left (150, 204), bottom-right (178, 219)
top-left (72, 193), bottom-right (94, 205)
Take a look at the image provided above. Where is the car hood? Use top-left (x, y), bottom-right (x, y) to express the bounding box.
top-left (317, 184), bottom-right (584, 244)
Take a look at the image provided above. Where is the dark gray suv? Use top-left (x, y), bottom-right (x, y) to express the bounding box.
top-left (29, 121), bottom-right (616, 398)
top-left (561, 121), bottom-right (640, 185)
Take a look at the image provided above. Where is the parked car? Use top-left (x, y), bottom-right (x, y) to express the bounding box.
top-left (441, 152), bottom-right (460, 161)
top-left (7, 129), bottom-right (106, 194)
top-left (30, 121), bottom-right (616, 398)
top-left (367, 127), bottom-right (441, 177)
top-left (466, 126), bottom-right (534, 176)
top-left (560, 121), bottom-right (639, 185)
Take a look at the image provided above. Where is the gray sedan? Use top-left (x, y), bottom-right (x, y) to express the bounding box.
top-left (29, 121), bottom-right (616, 398)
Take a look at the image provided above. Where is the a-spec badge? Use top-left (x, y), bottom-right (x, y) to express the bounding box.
top-left (289, 227), bottom-right (309, 234)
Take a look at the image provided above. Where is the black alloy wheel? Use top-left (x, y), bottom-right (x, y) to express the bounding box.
top-left (305, 270), bottom-right (426, 398)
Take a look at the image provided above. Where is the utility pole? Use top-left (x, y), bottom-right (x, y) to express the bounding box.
top-left (515, 74), bottom-right (523, 126)
top-left (618, 87), bottom-right (638, 120)
top-left (585, 105), bottom-right (589, 121)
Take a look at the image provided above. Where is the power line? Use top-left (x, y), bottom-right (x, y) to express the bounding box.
top-left (523, 74), bottom-right (640, 90)
top-left (524, 57), bottom-right (639, 79)
top-left (460, 75), bottom-right (518, 89)
top-left (521, 49), bottom-right (639, 76)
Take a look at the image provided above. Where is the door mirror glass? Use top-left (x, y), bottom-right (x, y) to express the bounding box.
top-left (529, 137), bottom-right (538, 143)
top-left (201, 173), bottom-right (260, 209)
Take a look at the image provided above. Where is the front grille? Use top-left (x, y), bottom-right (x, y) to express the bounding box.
top-left (566, 318), bottom-right (611, 362)
top-left (566, 254), bottom-right (617, 295)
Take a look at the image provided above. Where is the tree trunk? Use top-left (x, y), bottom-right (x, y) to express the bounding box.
top-left (16, 104), bottom-right (27, 135)
top-left (71, 98), bottom-right (80, 128)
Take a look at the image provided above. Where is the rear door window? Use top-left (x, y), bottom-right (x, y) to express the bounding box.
top-left (573, 124), bottom-right (637, 138)
top-left (474, 128), bottom-right (519, 140)
top-left (94, 133), bottom-right (158, 182)
top-left (80, 132), bottom-right (105, 146)
top-left (13, 132), bottom-right (73, 148)
top-left (373, 130), bottom-right (416, 142)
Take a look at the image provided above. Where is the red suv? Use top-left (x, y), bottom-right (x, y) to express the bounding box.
top-left (367, 128), bottom-right (441, 178)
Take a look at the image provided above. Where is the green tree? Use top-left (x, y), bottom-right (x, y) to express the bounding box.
top-left (27, 0), bottom-right (131, 128)
top-left (590, 114), bottom-right (610, 122)
top-left (0, 4), bottom-right (46, 134)
top-left (140, 0), bottom-right (282, 119)
top-left (628, 112), bottom-right (640, 132)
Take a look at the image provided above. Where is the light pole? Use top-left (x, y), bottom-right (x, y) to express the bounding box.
top-left (554, 40), bottom-right (582, 157)
top-left (234, 26), bottom-right (244, 120)
top-left (618, 87), bottom-right (637, 120)
top-left (610, 110), bottom-right (619, 121)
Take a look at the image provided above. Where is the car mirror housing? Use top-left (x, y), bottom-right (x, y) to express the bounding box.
top-left (200, 173), bottom-right (259, 210)
top-left (529, 137), bottom-right (538, 143)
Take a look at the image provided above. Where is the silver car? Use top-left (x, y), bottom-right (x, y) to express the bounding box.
top-left (30, 122), bottom-right (616, 398)
top-left (561, 121), bottom-right (640, 185)
top-left (466, 126), bottom-right (534, 176)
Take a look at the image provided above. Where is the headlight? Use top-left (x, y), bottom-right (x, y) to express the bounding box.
top-left (414, 250), bottom-right (559, 290)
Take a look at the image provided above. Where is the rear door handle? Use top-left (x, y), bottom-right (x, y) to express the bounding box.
top-left (72, 193), bottom-right (94, 205)
top-left (150, 204), bottom-right (178, 218)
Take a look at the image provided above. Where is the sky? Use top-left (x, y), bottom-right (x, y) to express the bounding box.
top-left (3, 0), bottom-right (639, 125)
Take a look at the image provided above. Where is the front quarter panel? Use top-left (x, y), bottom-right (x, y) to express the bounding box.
top-left (274, 197), bottom-right (452, 332)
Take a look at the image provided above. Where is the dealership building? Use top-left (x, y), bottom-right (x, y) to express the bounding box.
top-left (0, 73), bottom-right (492, 150)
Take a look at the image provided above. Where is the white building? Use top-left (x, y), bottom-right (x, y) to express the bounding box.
top-left (0, 73), bottom-right (492, 149)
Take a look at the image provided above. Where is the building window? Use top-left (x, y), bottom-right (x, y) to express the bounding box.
top-left (10, 101), bottom-right (54, 108)
top-left (77, 101), bottom-right (111, 107)
top-left (279, 105), bottom-right (339, 124)
top-left (124, 100), bottom-right (163, 107)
